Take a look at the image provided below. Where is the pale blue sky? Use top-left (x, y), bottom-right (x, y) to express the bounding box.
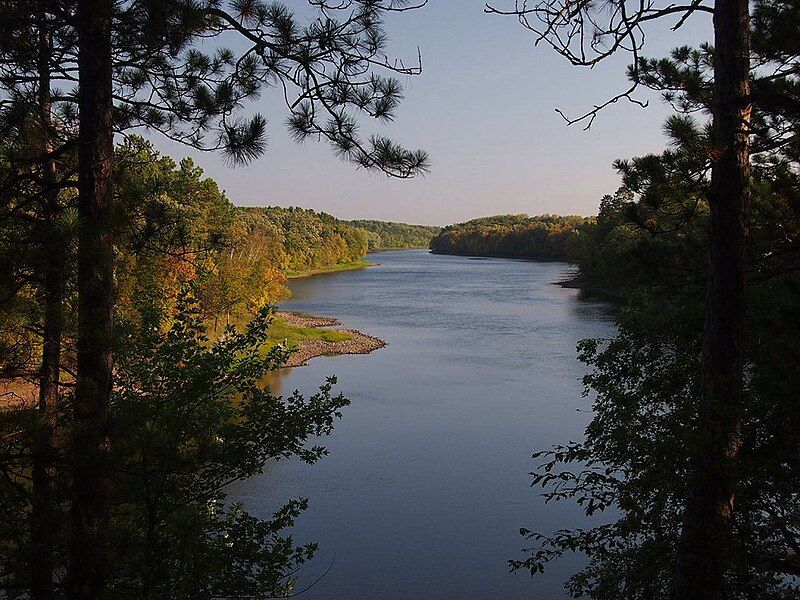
top-left (154, 1), bottom-right (712, 226)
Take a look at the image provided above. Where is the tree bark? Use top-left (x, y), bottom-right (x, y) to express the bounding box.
top-left (68, 0), bottom-right (114, 597)
top-left (673, 1), bottom-right (751, 598)
top-left (31, 4), bottom-right (63, 598)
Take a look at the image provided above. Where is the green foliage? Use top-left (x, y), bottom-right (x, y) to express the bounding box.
top-left (239, 206), bottom-right (370, 274)
top-left (0, 293), bottom-right (351, 598)
top-left (513, 5), bottom-right (800, 588)
top-left (511, 126), bottom-right (800, 597)
top-left (112, 142), bottom-right (380, 327)
top-left (286, 259), bottom-right (373, 278)
top-left (430, 214), bottom-right (593, 261)
top-left (512, 2), bottom-right (800, 592)
top-left (114, 137), bottom-right (237, 325)
top-left (512, 295), bottom-right (703, 598)
top-left (573, 185), bottom-right (707, 294)
top-left (347, 219), bottom-right (440, 250)
top-left (107, 293), bottom-right (349, 598)
top-left (514, 271), bottom-right (800, 597)
top-left (1, 2), bottom-right (429, 597)
top-left (112, 141), bottom-right (445, 330)
top-left (1, 138), bottom-right (370, 596)
top-left (112, 1), bottom-right (429, 175)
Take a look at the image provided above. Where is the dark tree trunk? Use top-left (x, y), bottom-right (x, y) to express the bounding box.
top-left (31, 5), bottom-right (63, 598)
top-left (68, 0), bottom-right (114, 597)
top-left (673, 0), bottom-right (751, 598)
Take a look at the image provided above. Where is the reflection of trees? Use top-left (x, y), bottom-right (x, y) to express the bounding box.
top-left (260, 368), bottom-right (292, 397)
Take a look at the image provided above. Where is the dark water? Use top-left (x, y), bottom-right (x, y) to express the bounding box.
top-left (231, 250), bottom-right (616, 599)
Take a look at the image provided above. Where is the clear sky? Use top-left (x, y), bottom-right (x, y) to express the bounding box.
top-left (154, 1), bottom-right (712, 226)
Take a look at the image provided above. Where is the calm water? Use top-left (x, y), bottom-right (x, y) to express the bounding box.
top-left (231, 250), bottom-right (615, 599)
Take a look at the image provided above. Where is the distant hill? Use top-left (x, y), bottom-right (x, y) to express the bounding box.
top-left (429, 214), bottom-right (593, 261)
top-left (347, 219), bottom-right (441, 251)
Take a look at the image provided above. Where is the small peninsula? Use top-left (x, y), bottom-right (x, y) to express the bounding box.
top-left (273, 311), bottom-right (386, 367)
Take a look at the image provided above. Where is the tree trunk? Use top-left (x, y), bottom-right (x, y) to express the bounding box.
top-left (31, 4), bottom-right (63, 598)
top-left (68, 0), bottom-right (114, 597)
top-left (673, 1), bottom-right (751, 598)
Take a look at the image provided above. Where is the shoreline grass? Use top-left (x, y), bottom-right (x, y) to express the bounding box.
top-left (266, 316), bottom-right (352, 347)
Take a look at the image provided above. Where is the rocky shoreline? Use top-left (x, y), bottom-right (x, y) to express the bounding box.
top-left (275, 311), bottom-right (387, 368)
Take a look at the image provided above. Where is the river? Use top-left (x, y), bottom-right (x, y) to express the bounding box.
top-left (231, 249), bottom-right (616, 599)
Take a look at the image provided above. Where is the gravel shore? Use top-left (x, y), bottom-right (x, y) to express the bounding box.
top-left (275, 311), bottom-right (387, 367)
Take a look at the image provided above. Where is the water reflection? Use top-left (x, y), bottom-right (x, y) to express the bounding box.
top-left (232, 250), bottom-right (616, 600)
top-left (260, 368), bottom-right (290, 396)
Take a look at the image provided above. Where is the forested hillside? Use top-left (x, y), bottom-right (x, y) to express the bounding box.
top-left (113, 139), bottom-right (372, 328)
top-left (348, 219), bottom-right (440, 250)
top-left (429, 214), bottom-right (593, 261)
top-left (241, 207), bottom-right (370, 275)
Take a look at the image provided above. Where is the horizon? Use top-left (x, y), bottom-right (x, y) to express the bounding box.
top-left (237, 204), bottom-right (595, 228)
top-left (153, 1), bottom-right (712, 227)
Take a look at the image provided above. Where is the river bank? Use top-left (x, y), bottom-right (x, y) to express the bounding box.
top-left (286, 259), bottom-right (376, 279)
top-left (1, 310), bottom-right (387, 409)
top-left (274, 311), bottom-right (386, 367)
top-left (429, 249), bottom-right (568, 261)
top-left (429, 250), bottom-right (623, 301)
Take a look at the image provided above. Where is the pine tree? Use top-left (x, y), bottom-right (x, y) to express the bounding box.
top-left (490, 0), bottom-right (800, 594)
top-left (486, 0), bottom-right (750, 595)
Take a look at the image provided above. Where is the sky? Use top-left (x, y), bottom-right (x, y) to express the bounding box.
top-left (155, 1), bottom-right (713, 226)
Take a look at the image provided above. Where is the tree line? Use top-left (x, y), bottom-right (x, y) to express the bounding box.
top-left (348, 219), bottom-right (440, 251)
top-left (429, 214), bottom-right (593, 261)
top-left (114, 138), bottom-right (389, 331)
